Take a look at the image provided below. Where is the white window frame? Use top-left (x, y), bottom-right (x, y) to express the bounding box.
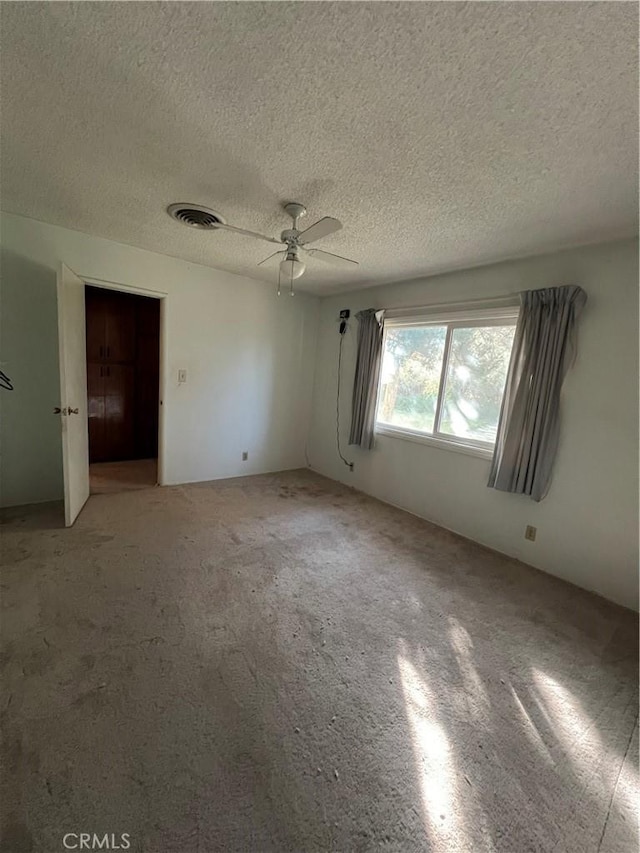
top-left (375, 304), bottom-right (520, 458)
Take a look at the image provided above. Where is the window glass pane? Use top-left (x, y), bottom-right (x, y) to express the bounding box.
top-left (439, 325), bottom-right (515, 443)
top-left (377, 326), bottom-right (447, 433)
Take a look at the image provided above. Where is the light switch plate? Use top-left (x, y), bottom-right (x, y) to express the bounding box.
top-left (178, 369), bottom-right (187, 384)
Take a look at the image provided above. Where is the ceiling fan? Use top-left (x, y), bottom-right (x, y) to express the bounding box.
top-left (167, 201), bottom-right (359, 295)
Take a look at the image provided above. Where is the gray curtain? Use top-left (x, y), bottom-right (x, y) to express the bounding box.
top-left (349, 309), bottom-right (384, 449)
top-left (488, 285), bottom-right (587, 501)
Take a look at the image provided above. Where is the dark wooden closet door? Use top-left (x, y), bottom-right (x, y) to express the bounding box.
top-left (86, 288), bottom-right (108, 463)
top-left (86, 286), bottom-right (160, 464)
top-left (103, 363), bottom-right (135, 461)
top-left (85, 287), bottom-right (105, 363)
top-left (85, 289), bottom-right (106, 362)
top-left (105, 297), bottom-right (135, 363)
top-left (87, 362), bottom-right (106, 462)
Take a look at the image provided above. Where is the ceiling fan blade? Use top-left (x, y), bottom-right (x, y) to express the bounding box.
top-left (257, 251), bottom-right (286, 266)
top-left (305, 248), bottom-right (359, 268)
top-left (298, 217), bottom-right (342, 245)
top-left (214, 221), bottom-right (282, 245)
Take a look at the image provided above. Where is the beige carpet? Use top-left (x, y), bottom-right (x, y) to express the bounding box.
top-left (1, 469), bottom-right (637, 852)
top-left (90, 458), bottom-right (157, 495)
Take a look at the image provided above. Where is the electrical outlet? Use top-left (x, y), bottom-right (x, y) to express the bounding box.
top-left (339, 309), bottom-right (350, 320)
top-left (178, 369), bottom-right (187, 384)
top-left (242, 451), bottom-right (248, 461)
top-left (525, 525), bottom-right (537, 542)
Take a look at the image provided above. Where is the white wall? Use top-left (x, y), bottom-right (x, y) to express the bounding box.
top-left (0, 212), bottom-right (319, 507)
top-left (308, 239), bottom-right (639, 610)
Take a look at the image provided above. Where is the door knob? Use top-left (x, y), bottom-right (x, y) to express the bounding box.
top-left (68, 407), bottom-right (79, 415)
top-left (54, 407), bottom-right (68, 415)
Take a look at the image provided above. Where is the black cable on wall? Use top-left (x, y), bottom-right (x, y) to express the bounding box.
top-left (336, 314), bottom-right (354, 472)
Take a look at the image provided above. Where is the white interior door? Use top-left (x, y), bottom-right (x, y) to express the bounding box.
top-left (57, 263), bottom-right (90, 526)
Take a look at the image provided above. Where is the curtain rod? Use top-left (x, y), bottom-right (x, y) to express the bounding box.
top-left (381, 292), bottom-right (521, 316)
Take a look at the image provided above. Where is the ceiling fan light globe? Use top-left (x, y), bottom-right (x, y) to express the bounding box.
top-left (280, 257), bottom-right (305, 280)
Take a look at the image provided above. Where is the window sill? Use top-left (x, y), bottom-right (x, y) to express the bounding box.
top-left (375, 425), bottom-right (494, 460)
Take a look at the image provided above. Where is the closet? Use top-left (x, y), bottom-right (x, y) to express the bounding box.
top-left (85, 287), bottom-right (160, 464)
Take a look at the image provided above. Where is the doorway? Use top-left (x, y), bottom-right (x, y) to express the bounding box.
top-left (85, 285), bottom-right (160, 495)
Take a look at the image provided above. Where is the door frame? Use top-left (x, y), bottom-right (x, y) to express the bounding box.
top-left (81, 275), bottom-right (168, 486)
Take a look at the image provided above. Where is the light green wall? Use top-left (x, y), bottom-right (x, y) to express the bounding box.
top-left (1, 243), bottom-right (63, 506)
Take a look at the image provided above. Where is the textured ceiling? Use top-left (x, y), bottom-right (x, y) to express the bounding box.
top-left (1, 2), bottom-right (637, 295)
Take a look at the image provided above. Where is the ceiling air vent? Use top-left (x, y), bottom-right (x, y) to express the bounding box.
top-left (167, 203), bottom-right (226, 230)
